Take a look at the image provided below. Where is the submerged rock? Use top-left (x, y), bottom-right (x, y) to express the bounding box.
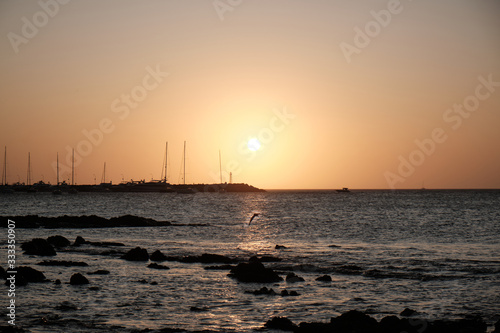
top-left (181, 253), bottom-right (234, 264)
top-left (150, 250), bottom-right (168, 262)
top-left (245, 287), bottom-right (277, 296)
top-left (69, 273), bottom-right (89, 285)
top-left (147, 263), bottom-right (170, 270)
top-left (316, 274), bottom-right (332, 282)
top-left (88, 270), bottom-right (110, 275)
top-left (228, 261), bottom-right (282, 283)
top-left (121, 247), bottom-right (149, 261)
top-left (286, 272), bottom-right (305, 283)
top-left (21, 238), bottom-right (56, 256)
top-left (47, 235), bottom-right (71, 248)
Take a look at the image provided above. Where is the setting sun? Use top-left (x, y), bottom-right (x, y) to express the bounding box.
top-left (247, 138), bottom-right (261, 152)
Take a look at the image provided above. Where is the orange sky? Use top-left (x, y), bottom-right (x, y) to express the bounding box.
top-left (1, 0), bottom-right (500, 189)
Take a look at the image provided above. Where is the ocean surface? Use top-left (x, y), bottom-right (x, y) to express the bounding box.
top-left (1, 190), bottom-right (499, 332)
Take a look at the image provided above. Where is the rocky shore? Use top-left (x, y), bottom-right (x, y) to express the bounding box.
top-left (1, 216), bottom-right (499, 333)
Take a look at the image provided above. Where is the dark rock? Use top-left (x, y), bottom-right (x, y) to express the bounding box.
top-left (121, 247), bottom-right (149, 261)
top-left (90, 241), bottom-right (125, 247)
top-left (204, 264), bottom-right (235, 270)
top-left (5, 274), bottom-right (27, 287)
top-left (137, 279), bottom-right (148, 284)
top-left (0, 265), bottom-right (6, 279)
top-left (379, 315), bottom-right (406, 333)
top-left (73, 236), bottom-right (87, 246)
top-left (400, 308), bottom-right (418, 317)
top-left (316, 275), bottom-right (332, 282)
top-left (55, 301), bottom-right (78, 311)
top-left (17, 266), bottom-right (47, 282)
top-left (264, 317), bottom-right (297, 331)
top-left (150, 250), bottom-right (168, 262)
top-left (37, 260), bottom-right (88, 267)
top-left (286, 272), bottom-right (305, 283)
top-left (228, 261), bottom-right (283, 283)
top-left (281, 289), bottom-right (289, 296)
top-left (297, 321), bottom-right (332, 333)
top-left (245, 287), bottom-right (277, 296)
top-left (494, 319), bottom-right (500, 333)
top-left (275, 244), bottom-right (287, 249)
top-left (0, 325), bottom-right (27, 332)
top-left (190, 306), bottom-right (208, 312)
top-left (147, 263), bottom-right (170, 270)
top-left (47, 235), bottom-right (71, 248)
top-left (429, 317), bottom-right (487, 333)
top-left (182, 253), bottom-right (233, 264)
top-left (89, 286), bottom-right (100, 291)
top-left (330, 310), bottom-right (378, 332)
top-left (69, 273), bottom-right (89, 285)
top-left (21, 238), bottom-right (56, 256)
top-left (54, 279), bottom-right (61, 285)
top-left (328, 244), bottom-right (341, 248)
top-left (289, 290), bottom-right (299, 296)
top-left (88, 270), bottom-right (110, 275)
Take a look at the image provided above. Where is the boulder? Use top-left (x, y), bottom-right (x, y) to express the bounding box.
top-left (316, 275), bottom-right (332, 282)
top-left (286, 272), bottom-right (305, 283)
top-left (73, 236), bottom-right (87, 246)
top-left (229, 261), bottom-right (282, 283)
top-left (47, 235), bottom-right (71, 248)
top-left (330, 310), bottom-right (378, 332)
top-left (150, 250), bottom-right (168, 262)
top-left (379, 315), bottom-right (405, 333)
top-left (275, 244), bottom-right (288, 249)
top-left (264, 317), bottom-right (297, 331)
top-left (400, 308), bottom-right (418, 317)
top-left (21, 238), bottom-right (56, 256)
top-left (121, 247), bottom-right (149, 261)
top-left (5, 274), bottom-right (27, 287)
top-left (17, 266), bottom-right (47, 282)
top-left (69, 273), bottom-right (89, 285)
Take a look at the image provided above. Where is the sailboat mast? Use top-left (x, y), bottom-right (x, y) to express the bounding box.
top-left (2, 146), bottom-right (6, 185)
top-left (56, 153), bottom-right (59, 186)
top-left (27, 152), bottom-right (31, 186)
top-left (71, 149), bottom-right (75, 186)
top-left (165, 142), bottom-right (168, 182)
top-left (219, 150), bottom-right (222, 184)
top-left (183, 141), bottom-right (186, 185)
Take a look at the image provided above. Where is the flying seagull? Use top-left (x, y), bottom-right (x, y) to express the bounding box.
top-left (248, 213), bottom-right (260, 225)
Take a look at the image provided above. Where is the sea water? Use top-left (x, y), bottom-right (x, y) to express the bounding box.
top-left (1, 190), bottom-right (499, 332)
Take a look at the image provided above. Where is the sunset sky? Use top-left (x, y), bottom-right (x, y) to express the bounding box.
top-left (1, 0), bottom-right (499, 189)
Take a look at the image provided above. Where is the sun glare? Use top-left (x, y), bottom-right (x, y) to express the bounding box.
top-left (247, 138), bottom-right (261, 151)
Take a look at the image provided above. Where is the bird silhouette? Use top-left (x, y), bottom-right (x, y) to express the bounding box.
top-left (248, 213), bottom-right (259, 225)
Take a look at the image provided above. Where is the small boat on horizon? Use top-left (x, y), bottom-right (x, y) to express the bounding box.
top-left (336, 187), bottom-right (350, 193)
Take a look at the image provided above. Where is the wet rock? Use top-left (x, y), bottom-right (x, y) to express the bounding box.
top-left (204, 264), bottom-right (235, 270)
top-left (88, 270), bottom-right (110, 275)
top-left (150, 281), bottom-right (158, 285)
top-left (429, 317), bottom-right (487, 333)
top-left (286, 272), bottom-right (305, 283)
top-left (147, 263), bottom-right (170, 270)
top-left (379, 315), bottom-right (406, 333)
top-left (21, 238), bottom-right (56, 256)
top-left (0, 325), bottom-right (27, 332)
top-left (73, 236), bottom-right (87, 246)
top-left (0, 265), bottom-right (6, 279)
top-left (5, 274), bottom-right (27, 287)
top-left (249, 255), bottom-right (282, 262)
top-left (54, 279), bottom-right (61, 285)
top-left (264, 316), bottom-right (298, 331)
top-left (297, 321), bottom-right (332, 333)
top-left (288, 290), bottom-right (299, 296)
top-left (181, 253), bottom-right (233, 264)
top-left (17, 266), bottom-right (47, 282)
top-left (400, 308), bottom-right (418, 317)
top-left (150, 250), bottom-right (168, 262)
top-left (228, 261), bottom-right (283, 283)
top-left (190, 306), bottom-right (208, 312)
top-left (137, 279), bottom-right (148, 284)
top-left (47, 235), bottom-right (71, 248)
top-left (328, 244), bottom-right (341, 248)
top-left (121, 247), bottom-right (149, 261)
top-left (330, 310), bottom-right (378, 332)
top-left (37, 260), bottom-right (88, 267)
top-left (90, 241), bottom-right (125, 247)
top-left (89, 286), bottom-right (100, 291)
top-left (69, 273), bottom-right (89, 285)
top-left (316, 275), bottom-right (332, 282)
top-left (493, 319), bottom-right (500, 333)
top-left (275, 244), bottom-right (288, 249)
top-left (245, 287), bottom-right (277, 296)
